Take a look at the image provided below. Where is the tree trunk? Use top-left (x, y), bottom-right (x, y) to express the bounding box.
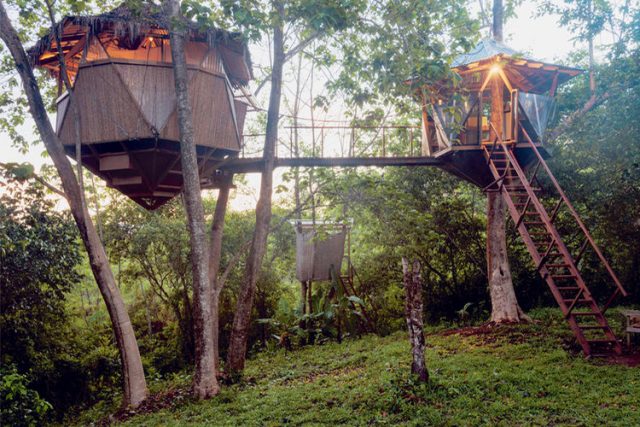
top-left (227, 1), bottom-right (285, 373)
top-left (0, 2), bottom-right (147, 408)
top-left (402, 258), bottom-right (428, 383)
top-left (166, 0), bottom-right (218, 398)
top-left (487, 191), bottom-right (528, 322)
top-left (486, 0), bottom-right (529, 323)
top-left (492, 0), bottom-right (503, 42)
top-left (208, 179), bottom-right (232, 373)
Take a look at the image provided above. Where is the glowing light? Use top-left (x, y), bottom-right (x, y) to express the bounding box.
top-left (490, 64), bottom-right (501, 74)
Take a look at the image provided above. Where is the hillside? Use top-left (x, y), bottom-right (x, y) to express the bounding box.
top-left (78, 309), bottom-right (639, 426)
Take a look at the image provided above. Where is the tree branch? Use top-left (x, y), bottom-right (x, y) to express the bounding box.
top-left (548, 92), bottom-right (610, 140)
top-left (253, 30), bottom-right (321, 97)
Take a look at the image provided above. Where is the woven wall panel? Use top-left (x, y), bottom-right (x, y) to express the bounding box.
top-left (116, 64), bottom-right (176, 132)
top-left (59, 64), bottom-right (150, 145)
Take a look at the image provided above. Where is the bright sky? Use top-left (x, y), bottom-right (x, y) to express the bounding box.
top-left (1, 1), bottom-right (606, 212)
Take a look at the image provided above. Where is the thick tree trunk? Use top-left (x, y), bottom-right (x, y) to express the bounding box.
top-left (402, 258), bottom-right (428, 383)
top-left (227, 1), bottom-right (285, 373)
top-left (0, 2), bottom-right (147, 408)
top-left (208, 180), bottom-right (232, 373)
top-left (486, 1), bottom-right (528, 323)
top-left (166, 0), bottom-right (218, 398)
top-left (486, 192), bottom-right (528, 322)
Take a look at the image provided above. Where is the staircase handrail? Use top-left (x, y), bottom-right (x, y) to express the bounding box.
top-left (518, 124), bottom-right (628, 298)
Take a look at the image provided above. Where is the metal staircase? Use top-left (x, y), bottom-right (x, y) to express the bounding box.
top-left (483, 122), bottom-right (628, 357)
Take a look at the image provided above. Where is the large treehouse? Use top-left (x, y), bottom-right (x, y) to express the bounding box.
top-left (29, 5), bottom-right (252, 209)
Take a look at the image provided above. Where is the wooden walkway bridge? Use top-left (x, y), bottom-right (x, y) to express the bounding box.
top-left (217, 124), bottom-right (441, 173)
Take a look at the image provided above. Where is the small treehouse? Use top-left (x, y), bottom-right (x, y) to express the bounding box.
top-left (30, 5), bottom-right (252, 209)
top-left (415, 39), bottom-right (629, 356)
top-left (418, 38), bottom-right (581, 187)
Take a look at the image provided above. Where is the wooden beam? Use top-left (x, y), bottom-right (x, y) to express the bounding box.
top-left (112, 176), bottom-right (143, 186)
top-left (421, 99), bottom-right (431, 157)
top-left (497, 69), bottom-right (513, 92)
top-left (152, 191), bottom-right (175, 197)
top-left (99, 154), bottom-right (131, 171)
top-left (549, 72), bottom-right (559, 97)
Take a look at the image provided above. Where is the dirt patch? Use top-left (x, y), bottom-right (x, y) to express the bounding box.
top-left (436, 323), bottom-right (640, 366)
top-left (602, 350), bottom-right (640, 367)
top-left (436, 322), bottom-right (544, 346)
top-left (284, 364), bottom-right (365, 385)
top-left (98, 387), bottom-right (192, 425)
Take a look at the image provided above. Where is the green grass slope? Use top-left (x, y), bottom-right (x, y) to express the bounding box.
top-left (83, 309), bottom-right (640, 426)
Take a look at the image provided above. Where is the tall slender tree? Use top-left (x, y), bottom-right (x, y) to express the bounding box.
top-left (227, 0), bottom-right (286, 372)
top-left (222, 0), bottom-right (365, 373)
top-left (0, 1), bottom-right (148, 408)
top-left (165, 0), bottom-right (219, 397)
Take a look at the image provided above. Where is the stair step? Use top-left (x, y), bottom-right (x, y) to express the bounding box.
top-left (502, 147), bottom-right (622, 358)
top-left (541, 253), bottom-right (563, 258)
top-left (508, 189), bottom-right (543, 194)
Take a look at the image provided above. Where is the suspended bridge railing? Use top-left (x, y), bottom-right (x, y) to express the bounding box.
top-left (217, 124), bottom-right (444, 173)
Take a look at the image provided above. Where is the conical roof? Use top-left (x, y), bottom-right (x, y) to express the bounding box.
top-left (452, 38), bottom-right (519, 68)
top-left (451, 38), bottom-right (582, 94)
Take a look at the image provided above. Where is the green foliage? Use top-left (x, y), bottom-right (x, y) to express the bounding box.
top-left (537, 0), bottom-right (613, 43)
top-left (257, 270), bottom-right (369, 350)
top-left (218, 0), bottom-right (365, 42)
top-left (314, 167), bottom-right (495, 324)
top-left (0, 170), bottom-right (90, 420)
top-left (73, 308), bottom-right (640, 427)
top-left (546, 24), bottom-right (640, 302)
top-left (327, 0), bottom-right (479, 110)
top-left (0, 365), bottom-right (53, 427)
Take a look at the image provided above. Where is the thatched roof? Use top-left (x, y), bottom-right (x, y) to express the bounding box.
top-left (28, 3), bottom-right (252, 86)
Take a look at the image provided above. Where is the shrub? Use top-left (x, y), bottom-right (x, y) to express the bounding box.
top-left (0, 365), bottom-right (52, 427)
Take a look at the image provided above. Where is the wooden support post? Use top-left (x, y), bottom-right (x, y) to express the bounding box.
top-left (420, 103), bottom-right (430, 156)
top-left (382, 127), bottom-right (386, 157)
top-left (300, 281), bottom-right (308, 315)
top-left (402, 258), bottom-right (428, 382)
top-left (491, 75), bottom-right (503, 143)
top-left (409, 128), bottom-right (414, 156)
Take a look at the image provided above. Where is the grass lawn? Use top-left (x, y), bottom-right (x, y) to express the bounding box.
top-left (77, 308), bottom-right (639, 426)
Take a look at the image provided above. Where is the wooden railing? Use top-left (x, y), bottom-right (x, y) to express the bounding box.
top-left (241, 124), bottom-right (421, 159)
